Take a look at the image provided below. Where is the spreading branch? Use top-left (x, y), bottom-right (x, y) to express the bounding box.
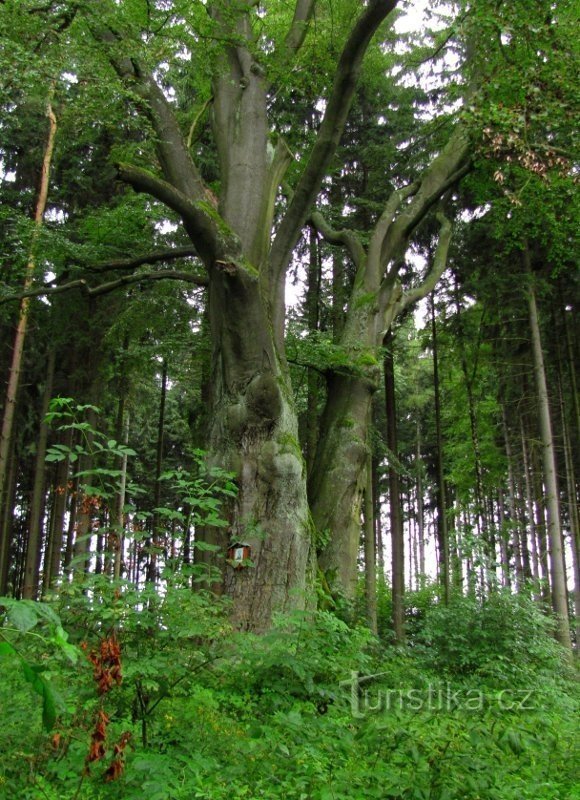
top-left (88, 11), bottom-right (206, 202)
top-left (84, 247), bottom-right (200, 274)
top-left (399, 211), bottom-right (453, 310)
top-left (380, 126), bottom-right (471, 269)
top-left (367, 181), bottom-right (420, 285)
top-left (309, 211), bottom-right (365, 270)
top-left (0, 270), bottom-right (208, 305)
top-left (115, 163), bottom-right (242, 267)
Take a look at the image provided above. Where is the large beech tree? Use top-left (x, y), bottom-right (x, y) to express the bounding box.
top-left (1, 0), bottom-right (472, 628)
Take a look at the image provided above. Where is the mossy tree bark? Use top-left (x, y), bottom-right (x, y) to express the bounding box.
top-left (310, 140), bottom-right (467, 595)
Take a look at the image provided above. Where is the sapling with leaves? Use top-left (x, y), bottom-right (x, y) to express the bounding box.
top-left (44, 397), bottom-right (137, 582)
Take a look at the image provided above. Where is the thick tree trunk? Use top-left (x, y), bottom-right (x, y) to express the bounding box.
top-left (313, 207), bottom-right (457, 599)
top-left (526, 255), bottom-right (572, 652)
top-left (310, 370), bottom-right (373, 596)
top-left (204, 267), bottom-right (312, 630)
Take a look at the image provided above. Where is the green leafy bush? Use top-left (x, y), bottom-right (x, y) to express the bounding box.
top-left (415, 590), bottom-right (567, 681)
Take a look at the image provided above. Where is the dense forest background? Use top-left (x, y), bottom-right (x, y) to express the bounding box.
top-left (0, 0), bottom-right (578, 798)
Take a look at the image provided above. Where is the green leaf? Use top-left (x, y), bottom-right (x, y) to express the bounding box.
top-left (0, 640), bottom-right (16, 656)
top-left (193, 541), bottom-right (221, 552)
top-left (21, 661), bottom-right (58, 730)
top-left (7, 601), bottom-right (39, 633)
top-left (53, 625), bottom-right (80, 664)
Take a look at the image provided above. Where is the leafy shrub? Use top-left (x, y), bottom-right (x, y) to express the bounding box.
top-left (415, 590), bottom-right (567, 680)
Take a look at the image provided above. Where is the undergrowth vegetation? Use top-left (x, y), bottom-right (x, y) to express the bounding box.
top-left (1, 584), bottom-right (578, 800)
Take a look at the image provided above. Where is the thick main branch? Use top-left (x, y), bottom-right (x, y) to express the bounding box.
top-left (116, 163), bottom-right (242, 267)
top-left (284, 0), bottom-right (316, 55)
top-left (270, 0), bottom-right (398, 285)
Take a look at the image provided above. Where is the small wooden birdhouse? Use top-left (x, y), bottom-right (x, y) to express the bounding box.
top-left (227, 541), bottom-right (251, 568)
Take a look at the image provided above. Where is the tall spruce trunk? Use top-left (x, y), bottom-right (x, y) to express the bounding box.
top-left (22, 349), bottom-right (55, 598)
top-left (431, 294), bottom-right (450, 602)
top-left (364, 452), bottom-right (378, 634)
top-left (525, 251), bottom-right (572, 652)
top-left (384, 329), bottom-right (405, 642)
top-left (147, 360), bottom-right (167, 585)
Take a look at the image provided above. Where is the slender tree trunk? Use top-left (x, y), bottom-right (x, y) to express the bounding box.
top-left (0, 91), bottom-right (57, 589)
top-left (384, 329), bottom-right (405, 643)
top-left (46, 427), bottom-right (72, 587)
top-left (72, 407), bottom-right (97, 579)
top-left (431, 295), bottom-right (450, 602)
top-left (415, 420), bottom-right (426, 586)
top-left (453, 278), bottom-right (492, 583)
top-left (0, 438), bottom-right (17, 594)
top-left (113, 409), bottom-right (130, 581)
top-left (147, 360), bottom-right (167, 585)
top-left (520, 417), bottom-right (540, 591)
top-left (364, 451), bottom-right (377, 634)
top-left (450, 497), bottom-right (463, 592)
top-left (22, 349), bottom-right (56, 598)
top-left (561, 293), bottom-right (580, 448)
top-left (372, 453), bottom-right (385, 579)
top-left (503, 406), bottom-right (524, 590)
top-left (557, 362), bottom-right (580, 650)
top-left (525, 251), bottom-right (572, 652)
top-left (43, 432), bottom-right (71, 594)
top-left (497, 489), bottom-right (511, 589)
